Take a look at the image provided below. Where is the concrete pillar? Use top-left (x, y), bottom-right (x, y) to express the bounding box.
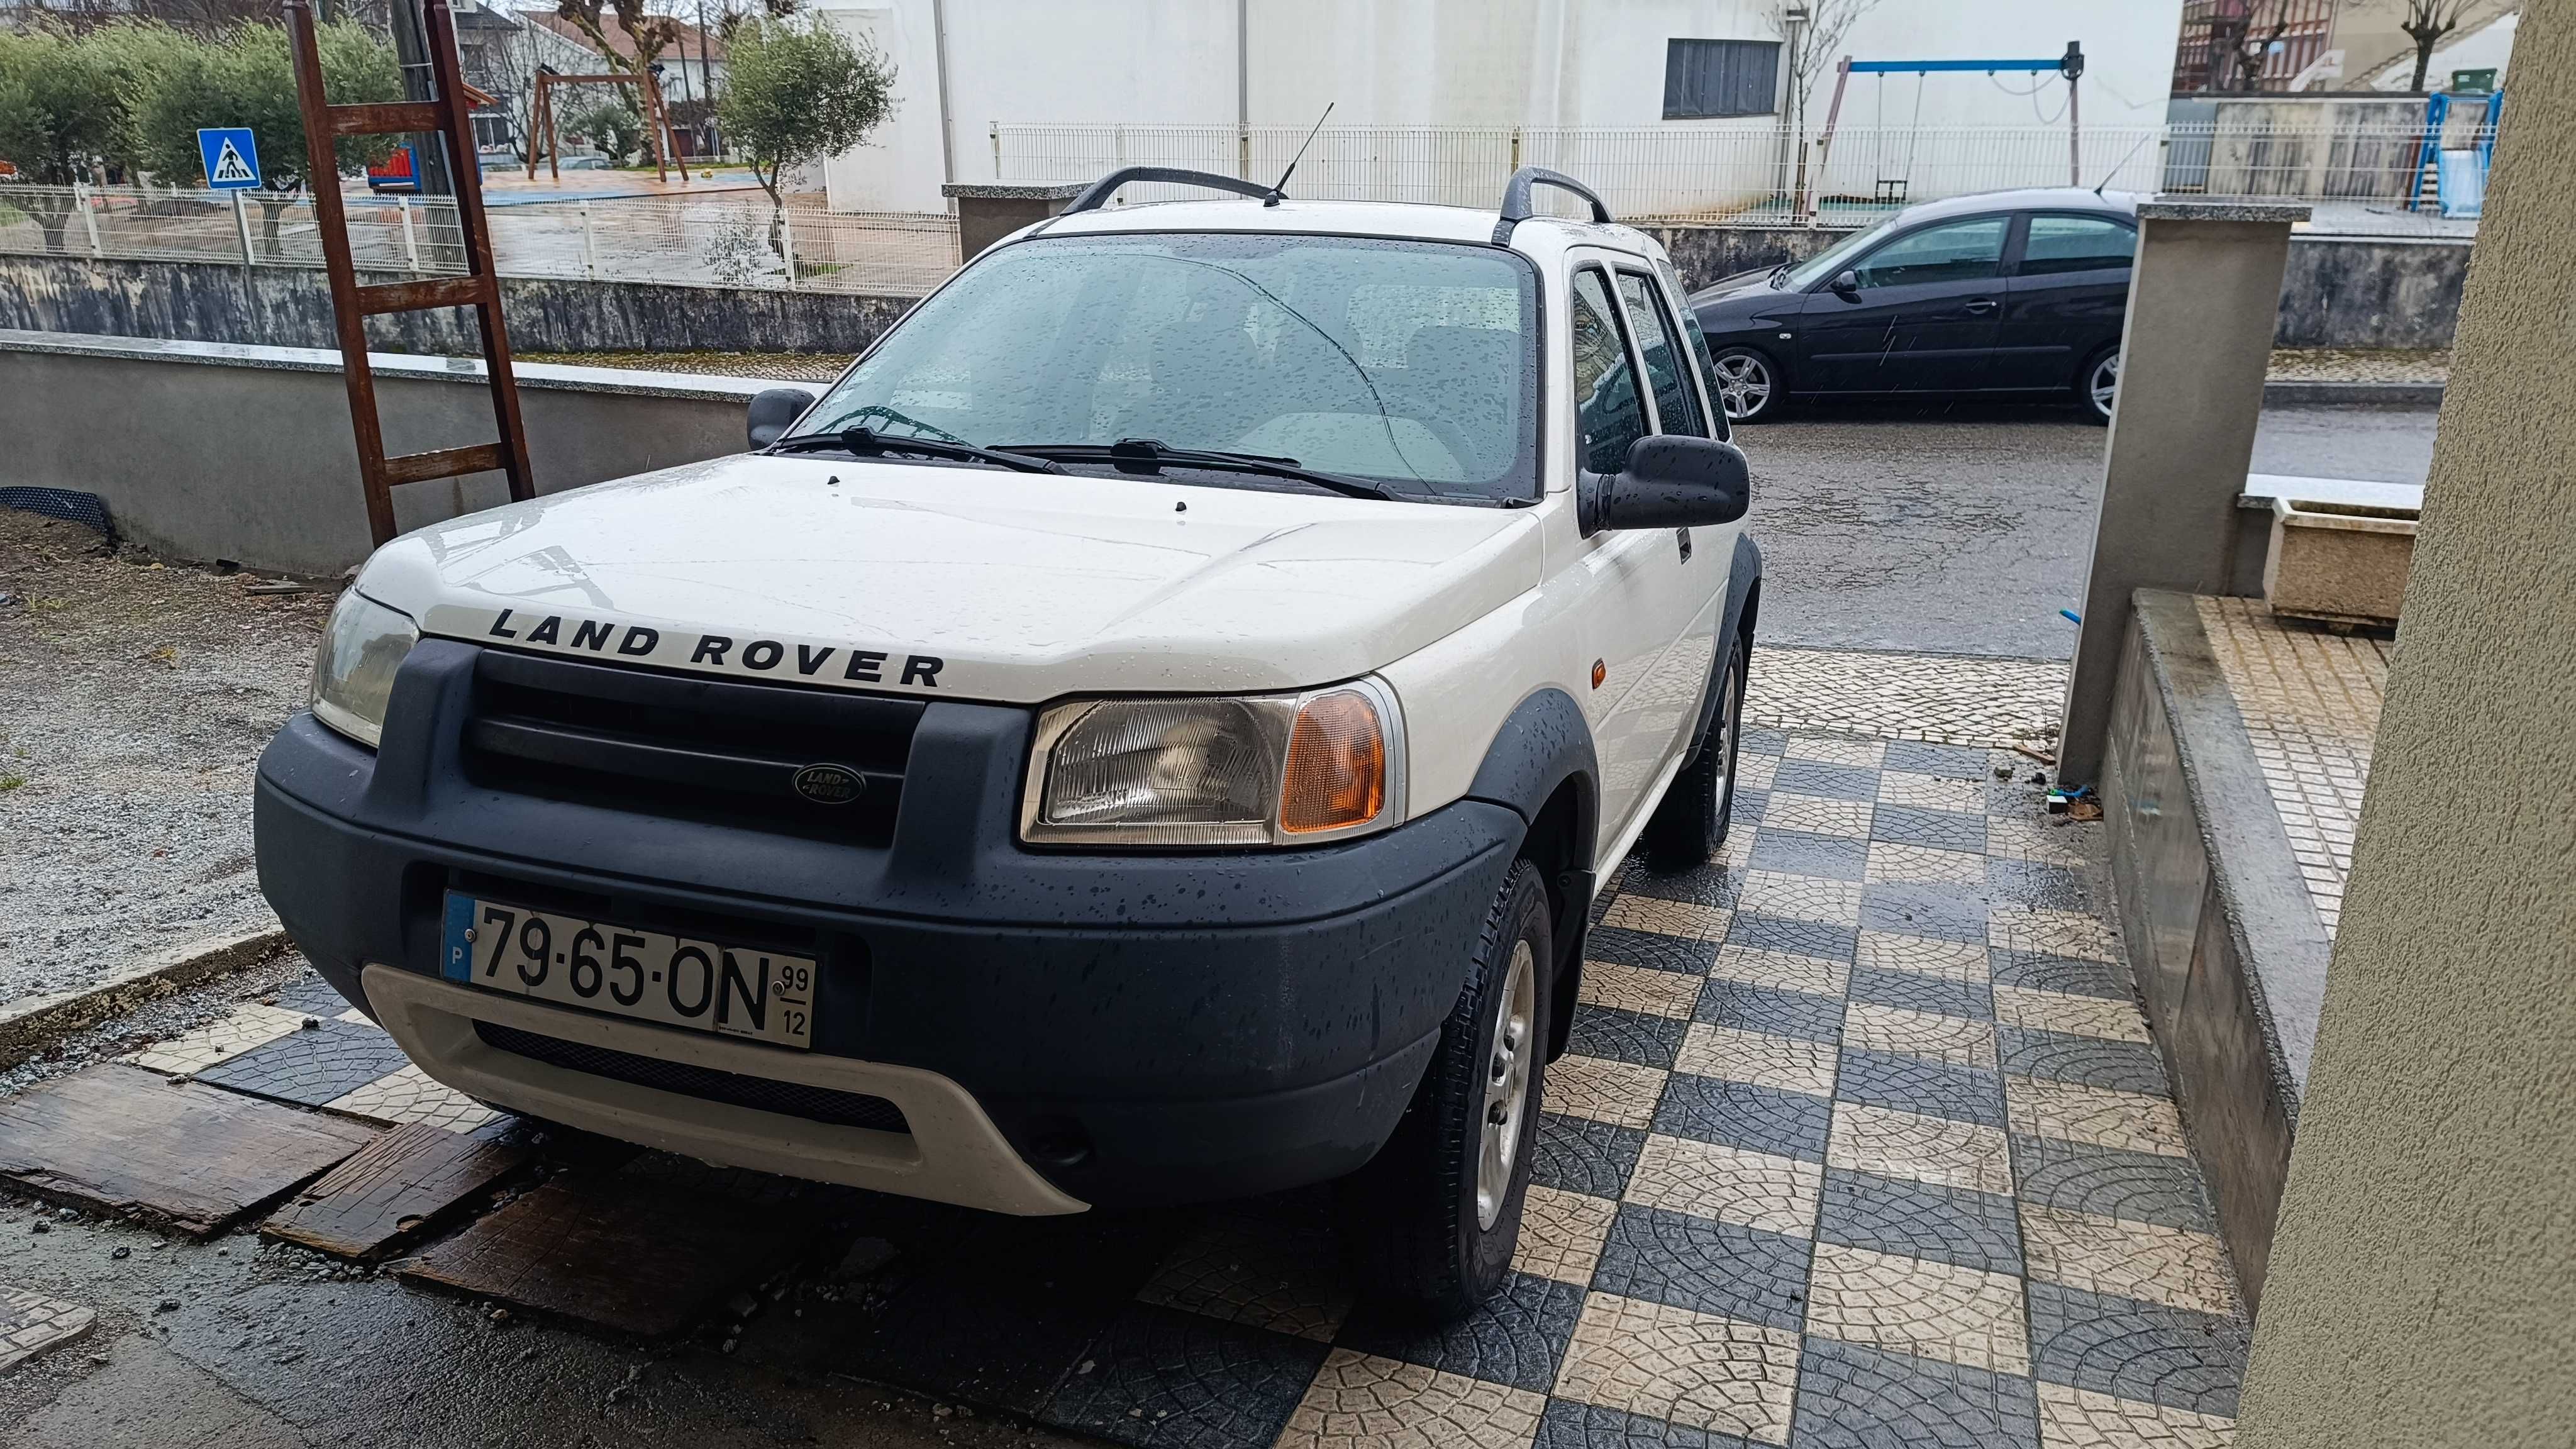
top-left (941, 183), bottom-right (1087, 263)
top-left (2233, 9), bottom-right (2576, 1444)
top-left (2055, 199), bottom-right (2307, 786)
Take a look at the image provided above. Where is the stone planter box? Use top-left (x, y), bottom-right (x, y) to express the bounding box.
top-left (2264, 496), bottom-right (2418, 626)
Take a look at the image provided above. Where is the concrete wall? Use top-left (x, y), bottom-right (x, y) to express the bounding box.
top-left (0, 230), bottom-right (2468, 361)
top-left (0, 256), bottom-right (914, 358)
top-left (0, 332), bottom-right (780, 577)
top-left (2233, 7), bottom-right (2576, 1443)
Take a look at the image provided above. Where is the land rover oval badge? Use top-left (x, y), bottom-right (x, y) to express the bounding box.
top-left (792, 763), bottom-right (865, 805)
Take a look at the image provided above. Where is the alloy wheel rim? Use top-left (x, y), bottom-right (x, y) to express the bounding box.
top-left (2091, 355), bottom-right (2119, 416)
top-left (1475, 940), bottom-right (1538, 1231)
top-left (1714, 354), bottom-right (1772, 419)
top-left (1713, 655), bottom-right (1740, 805)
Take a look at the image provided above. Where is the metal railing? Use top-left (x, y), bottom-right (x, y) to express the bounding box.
top-left (0, 184), bottom-right (962, 296)
top-left (992, 121), bottom-right (2496, 229)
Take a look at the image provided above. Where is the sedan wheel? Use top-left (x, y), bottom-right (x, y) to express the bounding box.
top-left (1711, 348), bottom-right (1779, 423)
top-left (2087, 351), bottom-right (2120, 421)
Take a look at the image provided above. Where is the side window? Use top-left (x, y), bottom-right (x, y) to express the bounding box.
top-left (1616, 271), bottom-right (1709, 439)
top-left (1852, 217), bottom-right (2008, 289)
top-left (1658, 255), bottom-right (1729, 440)
top-left (1568, 267), bottom-right (1647, 475)
top-left (2019, 215), bottom-right (2137, 277)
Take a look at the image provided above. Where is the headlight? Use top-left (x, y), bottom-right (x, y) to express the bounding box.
top-left (309, 590), bottom-right (419, 748)
top-left (1021, 679), bottom-right (1406, 847)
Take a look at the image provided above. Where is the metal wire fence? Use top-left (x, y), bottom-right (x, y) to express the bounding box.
top-left (0, 184), bottom-right (962, 296)
top-left (991, 120), bottom-right (2496, 229)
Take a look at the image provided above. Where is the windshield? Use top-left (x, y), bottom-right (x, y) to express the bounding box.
top-left (1780, 216), bottom-right (1900, 291)
top-left (797, 232), bottom-right (1541, 502)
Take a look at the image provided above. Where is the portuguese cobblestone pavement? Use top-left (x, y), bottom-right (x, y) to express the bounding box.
top-left (1744, 647), bottom-right (2068, 750)
top-left (87, 728), bottom-right (2236, 1449)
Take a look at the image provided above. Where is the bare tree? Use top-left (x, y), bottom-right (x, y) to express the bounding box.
top-left (1773, 0), bottom-right (1883, 135)
top-left (2401, 0), bottom-right (2477, 93)
top-left (2223, 0), bottom-right (2301, 92)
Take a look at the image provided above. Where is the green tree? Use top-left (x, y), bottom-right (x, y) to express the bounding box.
top-left (718, 16), bottom-right (893, 253)
top-left (0, 30), bottom-right (128, 250)
top-left (567, 95), bottom-right (645, 167)
top-left (128, 20), bottom-right (401, 248)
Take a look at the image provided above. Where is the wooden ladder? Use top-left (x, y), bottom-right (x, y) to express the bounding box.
top-left (285, 0), bottom-right (534, 548)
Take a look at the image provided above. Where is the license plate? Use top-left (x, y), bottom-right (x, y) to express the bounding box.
top-left (441, 893), bottom-right (816, 1050)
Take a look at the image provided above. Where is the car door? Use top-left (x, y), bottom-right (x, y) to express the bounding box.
top-left (1794, 214), bottom-right (2010, 394)
top-left (1613, 265), bottom-right (1732, 789)
top-left (1564, 257), bottom-right (1697, 845)
top-left (1992, 211), bottom-right (2138, 391)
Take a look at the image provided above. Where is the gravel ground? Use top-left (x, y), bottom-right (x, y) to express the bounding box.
top-left (521, 347), bottom-right (2451, 387)
top-left (0, 509), bottom-right (332, 1004)
top-left (521, 350), bottom-right (851, 382)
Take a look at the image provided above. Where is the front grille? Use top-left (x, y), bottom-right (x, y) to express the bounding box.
top-left (475, 1019), bottom-right (911, 1135)
top-left (464, 647), bottom-right (919, 845)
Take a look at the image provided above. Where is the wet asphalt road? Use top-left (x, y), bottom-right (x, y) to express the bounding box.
top-left (1733, 400), bottom-right (2440, 660)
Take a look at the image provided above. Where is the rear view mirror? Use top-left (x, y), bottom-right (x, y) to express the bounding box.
top-left (1830, 269), bottom-right (1861, 298)
top-left (747, 387), bottom-right (818, 450)
top-left (1599, 435), bottom-right (1751, 531)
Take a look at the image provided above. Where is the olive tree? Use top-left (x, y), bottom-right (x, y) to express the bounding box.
top-left (128, 20), bottom-right (401, 248)
top-left (0, 30), bottom-right (129, 250)
top-left (718, 15), bottom-right (894, 251)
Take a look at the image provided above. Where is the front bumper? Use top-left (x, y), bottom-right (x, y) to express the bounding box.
top-left (255, 639), bottom-right (1522, 1210)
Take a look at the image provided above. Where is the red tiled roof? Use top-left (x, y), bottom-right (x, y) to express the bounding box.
top-left (520, 9), bottom-right (728, 65)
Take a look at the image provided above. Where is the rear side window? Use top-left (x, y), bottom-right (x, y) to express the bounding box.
top-left (1568, 269), bottom-right (1646, 474)
top-left (2019, 214), bottom-right (2137, 276)
top-left (1617, 271), bottom-right (1709, 439)
top-left (1853, 217), bottom-right (2007, 289)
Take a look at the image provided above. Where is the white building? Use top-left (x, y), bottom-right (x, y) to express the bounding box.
top-left (813, 0), bottom-right (2186, 214)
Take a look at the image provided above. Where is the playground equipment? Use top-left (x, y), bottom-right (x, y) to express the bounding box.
top-left (1801, 42), bottom-right (2085, 223)
top-left (2411, 88), bottom-right (2504, 218)
top-left (525, 69), bottom-right (690, 185)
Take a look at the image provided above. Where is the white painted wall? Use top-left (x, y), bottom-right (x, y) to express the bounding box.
top-left (817, 0), bottom-right (2184, 213)
top-left (2368, 11), bottom-right (2518, 91)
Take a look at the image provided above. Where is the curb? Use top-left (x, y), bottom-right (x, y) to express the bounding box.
top-left (2263, 379), bottom-right (2445, 408)
top-left (0, 928), bottom-right (288, 1070)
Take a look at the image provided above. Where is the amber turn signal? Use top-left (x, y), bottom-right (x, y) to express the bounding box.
top-left (1278, 691), bottom-right (1387, 834)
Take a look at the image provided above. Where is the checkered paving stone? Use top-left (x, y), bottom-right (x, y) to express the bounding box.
top-left (0, 1287), bottom-right (95, 1372)
top-left (111, 733), bottom-right (2228, 1448)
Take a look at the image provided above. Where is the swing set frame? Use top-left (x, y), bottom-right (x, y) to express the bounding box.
top-left (1801, 42), bottom-right (2086, 223)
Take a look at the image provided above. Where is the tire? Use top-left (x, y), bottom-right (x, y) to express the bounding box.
top-left (1643, 631), bottom-right (1749, 869)
top-left (2079, 345), bottom-right (2120, 425)
top-left (1708, 346), bottom-right (1785, 423)
top-left (1338, 858), bottom-right (1553, 1320)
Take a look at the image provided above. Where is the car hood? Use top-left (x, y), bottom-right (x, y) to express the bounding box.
top-left (358, 454), bottom-right (1544, 704)
top-left (1689, 269), bottom-right (1792, 315)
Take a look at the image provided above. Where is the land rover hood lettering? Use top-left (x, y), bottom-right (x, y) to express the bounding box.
top-left (475, 607), bottom-right (942, 689)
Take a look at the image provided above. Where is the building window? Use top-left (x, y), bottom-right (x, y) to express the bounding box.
top-left (1663, 38), bottom-right (1780, 119)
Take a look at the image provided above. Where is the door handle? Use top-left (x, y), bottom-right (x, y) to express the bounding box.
top-left (1962, 297), bottom-right (1997, 314)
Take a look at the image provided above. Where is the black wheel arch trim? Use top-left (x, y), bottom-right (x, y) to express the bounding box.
top-left (1461, 687), bottom-right (1602, 1061)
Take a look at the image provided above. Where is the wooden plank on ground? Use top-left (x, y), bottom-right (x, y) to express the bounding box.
top-left (0, 1064), bottom-right (379, 1237)
top-left (389, 1159), bottom-right (827, 1338)
top-left (262, 1118), bottom-right (534, 1261)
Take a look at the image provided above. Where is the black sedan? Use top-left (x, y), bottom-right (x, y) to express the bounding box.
top-left (1689, 188), bottom-right (2138, 423)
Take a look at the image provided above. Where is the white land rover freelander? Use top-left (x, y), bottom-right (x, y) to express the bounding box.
top-left (255, 167), bottom-right (1763, 1319)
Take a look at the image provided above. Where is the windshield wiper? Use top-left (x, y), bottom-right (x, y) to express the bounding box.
top-left (999, 438), bottom-right (1396, 501)
top-left (769, 426), bottom-right (1063, 475)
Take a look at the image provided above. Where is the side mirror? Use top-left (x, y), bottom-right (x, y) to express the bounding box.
top-left (1829, 269), bottom-right (1862, 299)
top-left (1599, 435), bottom-right (1751, 531)
top-left (747, 387), bottom-right (818, 450)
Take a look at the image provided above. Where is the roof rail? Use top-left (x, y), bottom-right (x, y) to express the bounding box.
top-left (1492, 166), bottom-right (1612, 244)
top-left (1065, 167), bottom-right (1283, 214)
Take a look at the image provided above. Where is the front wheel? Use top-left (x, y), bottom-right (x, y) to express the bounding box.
top-left (1643, 632), bottom-right (1748, 869)
top-left (1708, 347), bottom-right (1784, 423)
top-left (2080, 347), bottom-right (2120, 424)
top-left (1338, 859), bottom-right (1553, 1319)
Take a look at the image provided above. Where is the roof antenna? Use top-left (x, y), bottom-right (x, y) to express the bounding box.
top-left (2092, 130), bottom-right (2154, 196)
top-left (1267, 102), bottom-right (1334, 206)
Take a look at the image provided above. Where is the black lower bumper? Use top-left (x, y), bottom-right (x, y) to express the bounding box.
top-left (254, 641), bottom-right (1523, 1206)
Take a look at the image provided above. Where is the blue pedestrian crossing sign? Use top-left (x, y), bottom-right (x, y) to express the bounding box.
top-left (197, 128), bottom-right (262, 190)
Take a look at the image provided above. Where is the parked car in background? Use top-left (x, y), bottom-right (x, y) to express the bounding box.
top-left (1689, 188), bottom-right (2139, 423)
